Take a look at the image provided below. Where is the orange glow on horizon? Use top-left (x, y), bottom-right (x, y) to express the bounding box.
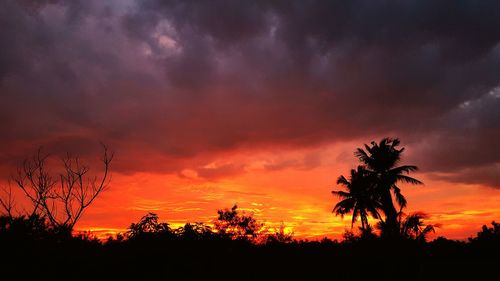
top-left (68, 142), bottom-right (500, 241)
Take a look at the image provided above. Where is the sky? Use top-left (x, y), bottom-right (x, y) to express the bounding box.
top-left (1, 0), bottom-right (500, 240)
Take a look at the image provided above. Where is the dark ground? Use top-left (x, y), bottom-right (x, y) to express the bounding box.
top-left (2, 234), bottom-right (499, 281)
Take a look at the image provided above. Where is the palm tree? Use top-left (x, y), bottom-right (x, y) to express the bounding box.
top-left (354, 138), bottom-right (423, 236)
top-left (332, 166), bottom-right (382, 231)
top-left (399, 212), bottom-right (437, 241)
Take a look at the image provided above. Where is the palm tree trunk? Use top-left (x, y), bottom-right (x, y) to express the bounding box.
top-left (381, 190), bottom-right (398, 237)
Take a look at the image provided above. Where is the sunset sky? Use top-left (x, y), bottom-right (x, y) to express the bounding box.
top-left (1, 0), bottom-right (499, 240)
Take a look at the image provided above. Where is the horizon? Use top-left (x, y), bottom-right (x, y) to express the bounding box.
top-left (1, 0), bottom-right (500, 241)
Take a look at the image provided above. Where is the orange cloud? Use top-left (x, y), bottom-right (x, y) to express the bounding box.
top-left (72, 143), bottom-right (500, 240)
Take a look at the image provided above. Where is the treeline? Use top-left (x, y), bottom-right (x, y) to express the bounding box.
top-left (1, 204), bottom-right (499, 245)
top-left (1, 210), bottom-right (499, 280)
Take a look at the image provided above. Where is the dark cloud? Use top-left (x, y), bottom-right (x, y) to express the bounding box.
top-left (194, 163), bottom-right (246, 181)
top-left (263, 152), bottom-right (322, 172)
top-left (430, 165), bottom-right (500, 188)
top-left (411, 91), bottom-right (500, 187)
top-left (1, 0), bottom-right (500, 187)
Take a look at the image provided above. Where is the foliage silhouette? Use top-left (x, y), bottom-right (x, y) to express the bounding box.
top-left (333, 138), bottom-right (423, 238)
top-left (127, 212), bottom-right (172, 239)
top-left (474, 221), bottom-right (500, 241)
top-left (175, 222), bottom-right (215, 240)
top-left (1, 211), bottom-right (499, 280)
top-left (0, 214), bottom-right (52, 239)
top-left (376, 211), bottom-right (438, 242)
top-left (333, 165), bottom-right (381, 230)
top-left (264, 222), bottom-right (294, 244)
top-left (399, 212), bottom-right (438, 241)
top-left (215, 204), bottom-right (263, 241)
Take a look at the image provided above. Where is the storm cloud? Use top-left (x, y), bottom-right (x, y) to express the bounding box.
top-left (1, 0), bottom-right (499, 187)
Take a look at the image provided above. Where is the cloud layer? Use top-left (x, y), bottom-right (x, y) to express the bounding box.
top-left (1, 0), bottom-right (499, 187)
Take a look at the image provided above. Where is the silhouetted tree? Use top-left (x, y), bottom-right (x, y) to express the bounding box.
top-left (175, 222), bottom-right (214, 240)
top-left (0, 214), bottom-right (49, 238)
top-left (341, 229), bottom-right (359, 243)
top-left (472, 221), bottom-right (500, 242)
top-left (215, 205), bottom-right (262, 240)
top-left (128, 212), bottom-right (171, 239)
top-left (0, 183), bottom-right (15, 218)
top-left (265, 222), bottom-right (294, 244)
top-left (400, 212), bottom-right (437, 241)
top-left (353, 138), bottom-right (422, 236)
top-left (11, 144), bottom-right (112, 232)
top-left (359, 224), bottom-right (378, 240)
top-left (340, 224), bottom-right (378, 242)
top-left (374, 211), bottom-right (437, 241)
top-left (332, 166), bottom-right (382, 230)
top-left (397, 212), bottom-right (437, 241)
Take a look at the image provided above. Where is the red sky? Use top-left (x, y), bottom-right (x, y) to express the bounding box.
top-left (1, 1), bottom-right (500, 240)
top-left (69, 141), bottom-right (498, 240)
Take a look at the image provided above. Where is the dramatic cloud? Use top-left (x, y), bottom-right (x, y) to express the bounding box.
top-left (1, 0), bottom-right (500, 188)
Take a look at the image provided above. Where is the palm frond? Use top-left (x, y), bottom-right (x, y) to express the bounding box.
top-left (392, 186), bottom-right (407, 211)
top-left (332, 190), bottom-right (351, 199)
top-left (367, 205), bottom-right (381, 220)
top-left (336, 175), bottom-right (350, 186)
top-left (364, 144), bottom-right (373, 154)
top-left (390, 165), bottom-right (419, 174)
top-left (333, 198), bottom-right (355, 216)
top-left (396, 175), bottom-right (423, 185)
top-left (354, 148), bottom-right (371, 165)
top-left (422, 225), bottom-right (435, 235)
top-left (333, 208), bottom-right (348, 218)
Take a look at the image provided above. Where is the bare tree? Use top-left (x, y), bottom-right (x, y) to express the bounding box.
top-left (0, 182), bottom-right (15, 218)
top-left (13, 144), bottom-right (113, 231)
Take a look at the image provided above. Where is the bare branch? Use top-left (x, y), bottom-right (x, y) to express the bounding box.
top-left (0, 182), bottom-right (15, 218)
top-left (69, 144), bottom-right (113, 229)
top-left (10, 144), bottom-right (113, 231)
